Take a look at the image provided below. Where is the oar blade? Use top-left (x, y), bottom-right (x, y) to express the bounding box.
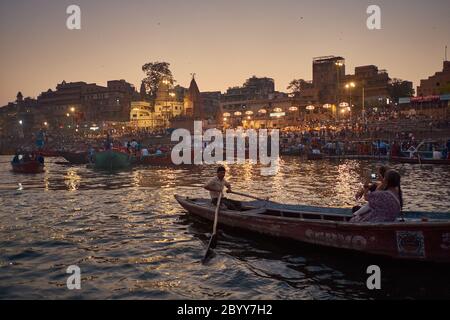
top-left (202, 234), bottom-right (218, 264)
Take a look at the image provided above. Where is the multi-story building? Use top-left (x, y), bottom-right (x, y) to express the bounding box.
top-left (344, 65), bottom-right (391, 108)
top-left (0, 93), bottom-right (39, 138)
top-left (37, 80), bottom-right (136, 128)
top-left (417, 61), bottom-right (450, 96)
top-left (221, 77), bottom-right (298, 129)
top-left (312, 56), bottom-right (346, 105)
top-left (130, 101), bottom-right (165, 129)
top-left (83, 80), bottom-right (136, 123)
top-left (154, 79), bottom-right (184, 122)
top-left (201, 91), bottom-right (221, 121)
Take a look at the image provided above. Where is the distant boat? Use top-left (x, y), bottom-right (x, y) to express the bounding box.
top-left (60, 151), bottom-right (89, 165)
top-left (132, 153), bottom-right (174, 166)
top-left (307, 152), bottom-right (324, 160)
top-left (390, 156), bottom-right (450, 165)
top-left (38, 149), bottom-right (59, 157)
top-left (11, 160), bottom-right (44, 174)
top-left (94, 150), bottom-right (131, 170)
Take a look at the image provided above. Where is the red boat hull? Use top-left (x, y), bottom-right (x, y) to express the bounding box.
top-left (175, 195), bottom-right (450, 264)
top-left (39, 150), bottom-right (59, 157)
top-left (133, 154), bottom-right (174, 166)
top-left (12, 161), bottom-right (45, 173)
top-left (60, 151), bottom-right (89, 164)
top-left (390, 157), bottom-right (450, 165)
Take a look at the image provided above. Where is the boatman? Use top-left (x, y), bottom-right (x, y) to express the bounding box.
top-left (204, 166), bottom-right (242, 211)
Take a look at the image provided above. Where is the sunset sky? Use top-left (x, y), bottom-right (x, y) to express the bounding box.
top-left (0, 0), bottom-right (449, 106)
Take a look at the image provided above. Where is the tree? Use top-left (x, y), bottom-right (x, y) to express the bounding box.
top-left (141, 62), bottom-right (175, 100)
top-left (388, 79), bottom-right (415, 103)
top-left (139, 81), bottom-right (147, 100)
top-left (287, 79), bottom-right (311, 98)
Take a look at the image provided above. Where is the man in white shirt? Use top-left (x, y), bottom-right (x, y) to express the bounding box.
top-left (204, 166), bottom-right (242, 211)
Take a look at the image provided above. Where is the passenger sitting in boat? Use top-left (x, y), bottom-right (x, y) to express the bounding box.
top-left (204, 166), bottom-right (242, 211)
top-left (350, 170), bottom-right (403, 223)
top-left (104, 134), bottom-right (112, 150)
top-left (354, 166), bottom-right (388, 206)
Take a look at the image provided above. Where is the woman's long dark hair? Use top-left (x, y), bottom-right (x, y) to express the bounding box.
top-left (385, 170), bottom-right (403, 209)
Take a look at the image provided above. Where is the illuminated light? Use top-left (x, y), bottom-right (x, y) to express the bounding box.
top-left (70, 107), bottom-right (75, 112)
top-left (19, 120), bottom-right (23, 125)
top-left (122, 126), bottom-right (125, 130)
top-left (234, 111), bottom-right (242, 116)
top-left (90, 126), bottom-right (100, 131)
top-left (169, 92), bottom-right (176, 97)
top-left (345, 82), bottom-right (356, 89)
top-left (258, 109), bottom-right (267, 114)
top-left (44, 122), bottom-right (48, 126)
top-left (289, 107), bottom-right (298, 111)
top-left (66, 113), bottom-right (70, 117)
top-left (245, 111), bottom-right (254, 115)
top-left (306, 105), bottom-right (315, 111)
top-left (223, 112), bottom-right (231, 117)
top-left (223, 118), bottom-right (227, 122)
top-left (323, 104), bottom-right (332, 109)
top-left (247, 116), bottom-right (251, 120)
top-left (273, 108), bottom-right (283, 113)
top-left (339, 102), bottom-right (349, 108)
top-left (270, 112), bottom-right (286, 117)
top-left (75, 129), bottom-right (79, 132)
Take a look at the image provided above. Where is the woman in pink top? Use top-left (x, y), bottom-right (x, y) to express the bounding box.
top-left (351, 170), bottom-right (403, 223)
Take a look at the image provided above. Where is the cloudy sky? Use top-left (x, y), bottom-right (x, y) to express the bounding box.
top-left (0, 0), bottom-right (449, 106)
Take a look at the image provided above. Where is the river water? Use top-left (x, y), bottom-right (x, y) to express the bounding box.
top-left (0, 155), bottom-right (449, 299)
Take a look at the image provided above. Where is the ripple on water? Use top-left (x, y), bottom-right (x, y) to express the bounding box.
top-left (0, 156), bottom-right (449, 299)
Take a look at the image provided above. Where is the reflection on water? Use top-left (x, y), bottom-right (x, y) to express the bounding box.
top-left (0, 155), bottom-right (449, 299)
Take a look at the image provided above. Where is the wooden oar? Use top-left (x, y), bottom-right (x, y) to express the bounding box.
top-left (202, 192), bottom-right (223, 264)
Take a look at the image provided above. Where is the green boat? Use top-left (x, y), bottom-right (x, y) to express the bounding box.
top-left (94, 150), bottom-right (131, 170)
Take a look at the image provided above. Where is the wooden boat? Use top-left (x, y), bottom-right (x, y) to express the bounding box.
top-left (390, 156), bottom-right (450, 165)
top-left (60, 151), bottom-right (89, 164)
top-left (325, 155), bottom-right (390, 161)
top-left (94, 150), bottom-right (131, 170)
top-left (38, 149), bottom-right (59, 157)
top-left (307, 153), bottom-right (324, 160)
top-left (175, 195), bottom-right (450, 264)
top-left (132, 153), bottom-right (174, 166)
top-left (11, 160), bottom-right (44, 173)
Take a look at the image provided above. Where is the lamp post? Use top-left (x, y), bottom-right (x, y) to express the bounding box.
top-left (335, 61), bottom-right (344, 123)
top-left (345, 82), bottom-right (356, 122)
